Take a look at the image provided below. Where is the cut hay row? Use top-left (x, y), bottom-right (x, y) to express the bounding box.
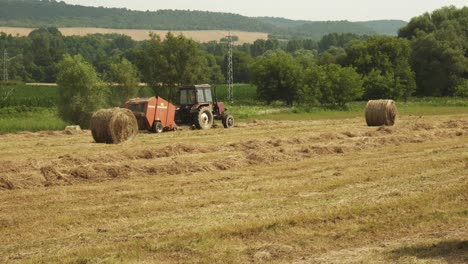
top-left (365, 99), bottom-right (397, 126)
top-left (90, 108), bottom-right (138, 144)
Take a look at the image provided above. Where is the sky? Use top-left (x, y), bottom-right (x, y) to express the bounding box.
top-left (62, 0), bottom-right (467, 21)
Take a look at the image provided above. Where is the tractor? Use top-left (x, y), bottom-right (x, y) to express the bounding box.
top-left (124, 84), bottom-right (234, 133)
top-left (175, 84), bottom-right (234, 129)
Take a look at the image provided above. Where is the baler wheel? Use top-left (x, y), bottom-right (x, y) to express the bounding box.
top-left (152, 121), bottom-right (164, 133)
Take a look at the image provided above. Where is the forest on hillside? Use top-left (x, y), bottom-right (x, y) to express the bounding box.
top-left (0, 0), bottom-right (406, 38)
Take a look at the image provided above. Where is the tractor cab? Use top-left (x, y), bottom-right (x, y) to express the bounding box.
top-left (179, 84), bottom-right (213, 106)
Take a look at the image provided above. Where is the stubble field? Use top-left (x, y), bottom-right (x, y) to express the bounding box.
top-left (0, 114), bottom-right (467, 263)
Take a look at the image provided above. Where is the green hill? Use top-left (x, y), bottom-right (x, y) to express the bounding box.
top-left (356, 20), bottom-right (408, 35)
top-left (256, 17), bottom-right (407, 36)
top-left (0, 0), bottom-right (276, 32)
top-left (0, 0), bottom-right (406, 38)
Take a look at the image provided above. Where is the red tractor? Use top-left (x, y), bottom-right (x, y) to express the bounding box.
top-left (125, 84), bottom-right (234, 132)
top-left (175, 84), bottom-right (234, 129)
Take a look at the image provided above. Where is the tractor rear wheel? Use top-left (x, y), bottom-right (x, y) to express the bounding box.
top-left (222, 114), bottom-right (234, 128)
top-left (194, 107), bottom-right (213, 129)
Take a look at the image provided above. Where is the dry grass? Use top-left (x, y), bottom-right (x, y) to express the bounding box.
top-left (0, 27), bottom-right (268, 44)
top-left (0, 114), bottom-right (467, 263)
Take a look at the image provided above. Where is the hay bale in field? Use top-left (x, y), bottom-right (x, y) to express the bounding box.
top-left (63, 125), bottom-right (82, 135)
top-left (90, 108), bottom-right (138, 144)
top-left (365, 100), bottom-right (397, 126)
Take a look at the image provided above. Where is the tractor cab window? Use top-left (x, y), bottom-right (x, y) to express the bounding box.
top-left (203, 89), bottom-right (213, 102)
top-left (180, 89), bottom-right (196, 104)
top-left (195, 88), bottom-right (212, 103)
top-left (197, 89), bottom-right (205, 102)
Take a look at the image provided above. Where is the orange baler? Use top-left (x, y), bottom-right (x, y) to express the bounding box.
top-left (125, 96), bottom-right (177, 133)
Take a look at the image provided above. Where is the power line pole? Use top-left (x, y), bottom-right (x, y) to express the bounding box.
top-left (227, 32), bottom-right (234, 103)
top-left (2, 49), bottom-right (8, 82)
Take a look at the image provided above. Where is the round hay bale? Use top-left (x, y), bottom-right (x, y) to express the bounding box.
top-left (365, 99), bottom-right (397, 126)
top-left (90, 108), bottom-right (138, 144)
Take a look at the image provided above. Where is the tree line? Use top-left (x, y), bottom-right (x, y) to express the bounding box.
top-left (0, 6), bottom-right (467, 120)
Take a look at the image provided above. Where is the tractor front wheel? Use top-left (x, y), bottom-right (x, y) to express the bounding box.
top-left (222, 114), bottom-right (234, 128)
top-left (194, 107), bottom-right (213, 129)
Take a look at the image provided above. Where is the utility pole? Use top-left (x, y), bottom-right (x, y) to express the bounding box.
top-left (2, 49), bottom-right (8, 82)
top-left (226, 32), bottom-right (234, 103)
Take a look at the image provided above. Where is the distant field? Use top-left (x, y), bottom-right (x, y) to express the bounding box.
top-left (0, 27), bottom-right (268, 44)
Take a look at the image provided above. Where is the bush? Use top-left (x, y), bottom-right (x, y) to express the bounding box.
top-left (454, 80), bottom-right (468, 98)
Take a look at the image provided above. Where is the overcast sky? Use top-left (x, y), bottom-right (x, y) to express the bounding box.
top-left (62, 0), bottom-right (466, 21)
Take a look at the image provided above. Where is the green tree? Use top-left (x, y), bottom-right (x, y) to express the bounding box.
top-left (222, 50), bottom-right (253, 83)
top-left (297, 66), bottom-right (323, 107)
top-left (108, 58), bottom-right (139, 106)
top-left (398, 13), bottom-right (435, 39)
top-left (201, 41), bottom-right (227, 57)
top-left (301, 64), bottom-right (363, 108)
top-left (318, 33), bottom-right (363, 52)
top-left (345, 36), bottom-right (415, 100)
top-left (137, 32), bottom-right (214, 100)
top-left (409, 34), bottom-right (465, 96)
top-left (56, 54), bottom-right (105, 128)
top-left (251, 50), bottom-right (303, 106)
top-left (205, 53), bottom-right (224, 84)
top-left (317, 46), bottom-right (346, 65)
top-left (321, 64), bottom-right (363, 108)
top-left (160, 32), bottom-right (208, 86)
top-left (399, 6), bottom-right (467, 96)
top-left (293, 49), bottom-right (317, 69)
top-left (28, 27), bottom-right (64, 82)
top-left (137, 33), bottom-right (165, 88)
top-left (363, 69), bottom-right (409, 100)
top-left (250, 39), bottom-right (280, 57)
top-left (454, 79), bottom-right (468, 98)
top-left (286, 39), bottom-right (304, 53)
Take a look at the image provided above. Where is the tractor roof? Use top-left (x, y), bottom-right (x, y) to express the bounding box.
top-left (180, 84), bottom-right (211, 89)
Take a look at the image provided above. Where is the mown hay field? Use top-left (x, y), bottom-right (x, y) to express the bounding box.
top-left (0, 27), bottom-right (268, 44)
top-left (0, 114), bottom-right (467, 263)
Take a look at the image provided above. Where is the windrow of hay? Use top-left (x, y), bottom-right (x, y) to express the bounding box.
top-left (1, 115), bottom-right (466, 190)
top-left (365, 100), bottom-right (397, 126)
top-left (90, 108), bottom-right (138, 144)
